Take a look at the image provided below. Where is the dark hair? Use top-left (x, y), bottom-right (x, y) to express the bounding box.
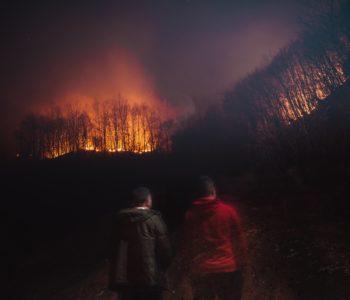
top-left (131, 187), bottom-right (151, 206)
top-left (195, 176), bottom-right (216, 197)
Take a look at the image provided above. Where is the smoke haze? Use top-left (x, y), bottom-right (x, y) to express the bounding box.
top-left (0, 0), bottom-right (303, 154)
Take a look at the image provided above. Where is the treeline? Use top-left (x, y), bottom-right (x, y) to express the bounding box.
top-left (16, 97), bottom-right (174, 159)
top-left (224, 1), bottom-right (349, 149)
top-left (174, 0), bottom-right (350, 171)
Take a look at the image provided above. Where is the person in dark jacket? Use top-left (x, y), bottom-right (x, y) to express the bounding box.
top-left (183, 176), bottom-right (248, 300)
top-left (108, 187), bottom-right (172, 300)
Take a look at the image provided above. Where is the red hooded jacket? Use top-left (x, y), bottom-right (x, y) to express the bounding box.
top-left (184, 196), bottom-right (247, 275)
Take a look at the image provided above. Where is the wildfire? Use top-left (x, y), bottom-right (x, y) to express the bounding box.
top-left (17, 96), bottom-right (175, 159)
top-left (279, 57), bottom-right (347, 123)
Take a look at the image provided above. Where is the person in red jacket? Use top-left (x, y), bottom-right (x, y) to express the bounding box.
top-left (183, 176), bottom-right (247, 300)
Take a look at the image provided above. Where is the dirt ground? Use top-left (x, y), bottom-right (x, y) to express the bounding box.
top-left (8, 190), bottom-right (350, 300)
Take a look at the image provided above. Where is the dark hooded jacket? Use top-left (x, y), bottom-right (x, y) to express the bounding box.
top-left (108, 208), bottom-right (172, 291)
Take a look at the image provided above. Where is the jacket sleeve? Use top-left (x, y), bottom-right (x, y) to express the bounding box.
top-left (154, 213), bottom-right (173, 269)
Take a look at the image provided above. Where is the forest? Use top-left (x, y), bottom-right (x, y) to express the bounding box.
top-left (4, 1), bottom-right (350, 300)
top-left (15, 2), bottom-right (350, 171)
top-left (16, 98), bottom-right (174, 159)
top-left (173, 0), bottom-right (350, 174)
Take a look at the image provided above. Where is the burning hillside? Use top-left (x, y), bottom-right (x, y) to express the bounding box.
top-left (16, 96), bottom-right (175, 159)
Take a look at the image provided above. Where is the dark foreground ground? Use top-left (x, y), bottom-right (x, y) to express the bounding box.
top-left (2, 155), bottom-right (350, 300)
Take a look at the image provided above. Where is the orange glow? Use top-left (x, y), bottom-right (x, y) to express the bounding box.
top-left (278, 57), bottom-right (347, 123)
top-left (17, 47), bottom-right (179, 159)
top-left (316, 86), bottom-right (328, 100)
top-left (19, 96), bottom-right (175, 159)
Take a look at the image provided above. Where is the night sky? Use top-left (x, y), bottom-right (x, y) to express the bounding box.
top-left (1, 0), bottom-right (304, 154)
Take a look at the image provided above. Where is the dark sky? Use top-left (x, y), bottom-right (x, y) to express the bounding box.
top-left (0, 0), bottom-right (304, 153)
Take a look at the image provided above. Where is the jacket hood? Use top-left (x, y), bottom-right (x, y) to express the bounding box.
top-left (192, 196), bottom-right (219, 206)
top-left (191, 197), bottom-right (219, 218)
top-left (118, 208), bottom-right (159, 223)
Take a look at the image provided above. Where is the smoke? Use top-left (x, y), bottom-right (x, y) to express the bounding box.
top-left (0, 0), bottom-right (301, 154)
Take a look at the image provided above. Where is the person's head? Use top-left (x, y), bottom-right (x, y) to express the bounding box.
top-left (131, 187), bottom-right (152, 208)
top-left (194, 176), bottom-right (216, 198)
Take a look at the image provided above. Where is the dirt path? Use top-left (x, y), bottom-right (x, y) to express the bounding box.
top-left (10, 199), bottom-right (350, 300)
